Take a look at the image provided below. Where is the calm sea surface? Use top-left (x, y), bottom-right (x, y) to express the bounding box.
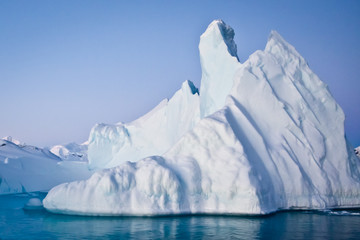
top-left (1, 192), bottom-right (360, 240)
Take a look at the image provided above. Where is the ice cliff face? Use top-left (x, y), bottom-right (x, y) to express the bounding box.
top-left (0, 138), bottom-right (92, 194)
top-left (44, 20), bottom-right (360, 215)
top-left (199, 20), bottom-right (240, 118)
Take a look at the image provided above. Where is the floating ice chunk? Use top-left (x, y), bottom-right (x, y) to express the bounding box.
top-left (24, 198), bottom-right (43, 210)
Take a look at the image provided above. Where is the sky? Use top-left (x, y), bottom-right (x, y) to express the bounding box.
top-left (0, 0), bottom-right (359, 147)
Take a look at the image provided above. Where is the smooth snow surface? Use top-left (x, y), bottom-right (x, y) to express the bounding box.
top-left (0, 139), bottom-right (92, 194)
top-left (44, 20), bottom-right (360, 216)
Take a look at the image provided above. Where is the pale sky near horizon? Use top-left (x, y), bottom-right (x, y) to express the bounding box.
top-left (1, 0), bottom-right (359, 147)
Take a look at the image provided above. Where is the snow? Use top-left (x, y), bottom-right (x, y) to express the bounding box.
top-left (49, 141), bottom-right (88, 162)
top-left (2, 136), bottom-right (23, 146)
top-left (44, 20), bottom-right (360, 216)
top-left (0, 139), bottom-right (92, 194)
top-left (88, 80), bottom-right (200, 169)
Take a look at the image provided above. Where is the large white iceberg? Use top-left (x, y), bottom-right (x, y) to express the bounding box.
top-left (44, 20), bottom-right (360, 215)
top-left (86, 20), bottom-right (240, 171)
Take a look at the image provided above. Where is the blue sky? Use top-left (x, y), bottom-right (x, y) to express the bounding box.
top-left (0, 0), bottom-right (359, 147)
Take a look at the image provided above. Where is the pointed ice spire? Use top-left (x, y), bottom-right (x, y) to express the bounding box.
top-left (265, 30), bottom-right (306, 66)
top-left (200, 20), bottom-right (239, 60)
top-left (199, 20), bottom-right (241, 118)
top-left (181, 80), bottom-right (199, 95)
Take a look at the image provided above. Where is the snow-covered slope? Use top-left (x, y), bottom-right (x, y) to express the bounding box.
top-left (49, 141), bottom-right (88, 162)
top-left (44, 20), bottom-right (360, 216)
top-left (0, 138), bottom-right (92, 194)
top-left (88, 80), bottom-right (200, 169)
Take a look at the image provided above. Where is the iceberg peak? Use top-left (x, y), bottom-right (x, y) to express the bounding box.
top-left (267, 30), bottom-right (286, 44)
top-left (265, 30), bottom-right (306, 65)
top-left (182, 80), bottom-right (199, 95)
top-left (201, 19), bottom-right (238, 59)
top-left (199, 19), bottom-right (241, 118)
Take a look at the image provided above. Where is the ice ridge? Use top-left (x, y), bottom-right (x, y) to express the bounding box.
top-left (199, 20), bottom-right (241, 118)
top-left (88, 80), bottom-right (200, 169)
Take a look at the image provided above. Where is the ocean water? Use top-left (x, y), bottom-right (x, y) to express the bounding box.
top-left (1, 193), bottom-right (360, 240)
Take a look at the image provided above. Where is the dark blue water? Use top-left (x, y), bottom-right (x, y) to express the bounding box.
top-left (1, 193), bottom-right (360, 239)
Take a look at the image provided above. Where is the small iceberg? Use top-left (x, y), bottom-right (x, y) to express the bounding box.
top-left (23, 198), bottom-right (44, 210)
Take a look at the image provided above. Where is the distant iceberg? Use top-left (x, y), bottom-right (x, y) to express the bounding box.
top-left (49, 141), bottom-right (88, 162)
top-left (44, 20), bottom-right (360, 216)
top-left (0, 137), bottom-right (92, 194)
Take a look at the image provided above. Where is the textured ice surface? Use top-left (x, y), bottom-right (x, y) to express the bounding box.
top-left (44, 20), bottom-right (360, 216)
top-left (88, 80), bottom-right (200, 169)
top-left (0, 139), bottom-right (92, 194)
top-left (49, 141), bottom-right (88, 162)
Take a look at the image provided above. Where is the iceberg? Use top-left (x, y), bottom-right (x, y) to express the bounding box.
top-left (0, 138), bottom-right (92, 194)
top-left (199, 20), bottom-right (240, 118)
top-left (87, 19), bottom-right (238, 170)
top-left (49, 141), bottom-right (88, 162)
top-left (88, 80), bottom-right (200, 169)
top-left (24, 198), bottom-right (43, 210)
top-left (44, 20), bottom-right (360, 215)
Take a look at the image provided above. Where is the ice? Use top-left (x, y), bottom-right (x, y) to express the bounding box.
top-left (23, 197), bottom-right (43, 210)
top-left (0, 138), bottom-right (92, 194)
top-left (2, 136), bottom-right (23, 146)
top-left (88, 80), bottom-right (200, 169)
top-left (44, 20), bottom-right (360, 216)
top-left (49, 141), bottom-right (88, 162)
top-left (355, 147), bottom-right (360, 158)
top-left (199, 20), bottom-right (240, 118)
